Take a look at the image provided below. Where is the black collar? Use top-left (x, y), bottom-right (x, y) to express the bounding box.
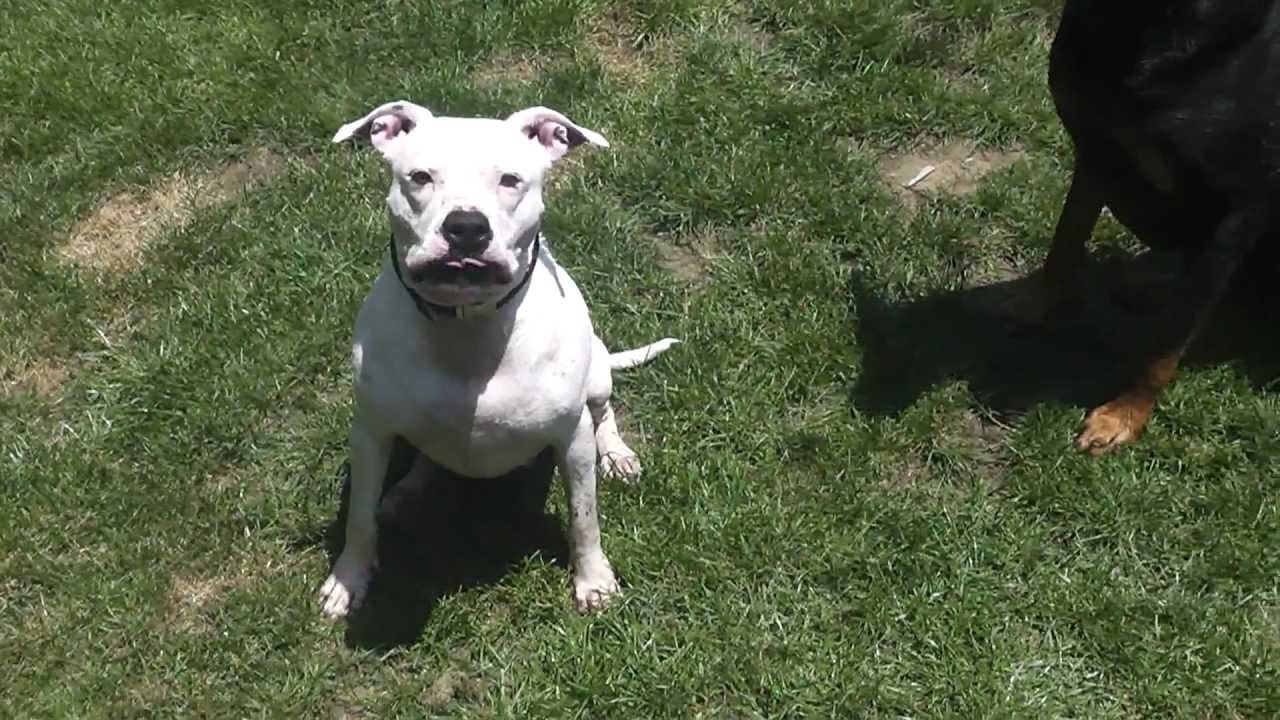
top-left (388, 233), bottom-right (540, 321)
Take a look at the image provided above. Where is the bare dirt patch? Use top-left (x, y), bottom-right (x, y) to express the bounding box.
top-left (202, 147), bottom-right (286, 203)
top-left (878, 140), bottom-right (1026, 212)
top-left (422, 669), bottom-right (487, 710)
top-left (655, 225), bottom-right (725, 290)
top-left (933, 408), bottom-right (1013, 490)
top-left (60, 148), bottom-right (286, 272)
top-left (1, 356), bottom-right (70, 399)
top-left (657, 243), bottom-right (711, 288)
top-left (876, 407), bottom-right (1012, 496)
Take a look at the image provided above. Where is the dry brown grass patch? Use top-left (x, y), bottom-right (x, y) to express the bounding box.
top-left (167, 553), bottom-right (273, 633)
top-left (60, 147), bottom-right (286, 272)
top-left (586, 11), bottom-right (650, 80)
top-left (878, 140), bottom-right (1026, 212)
top-left (2, 356), bottom-right (71, 399)
top-left (876, 452), bottom-right (930, 492)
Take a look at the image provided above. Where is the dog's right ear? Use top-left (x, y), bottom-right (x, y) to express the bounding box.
top-left (332, 100), bottom-right (434, 154)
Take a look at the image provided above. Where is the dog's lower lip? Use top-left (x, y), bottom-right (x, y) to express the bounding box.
top-left (416, 259), bottom-right (512, 286)
top-left (443, 257), bottom-right (489, 269)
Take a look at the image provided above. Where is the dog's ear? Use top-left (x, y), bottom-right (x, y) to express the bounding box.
top-left (505, 106), bottom-right (609, 162)
top-left (332, 100), bottom-right (434, 154)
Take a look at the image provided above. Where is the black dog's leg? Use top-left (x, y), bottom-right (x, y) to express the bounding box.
top-left (1009, 164), bottom-right (1104, 324)
top-left (1044, 166), bottom-right (1105, 305)
top-left (1076, 204), bottom-right (1266, 454)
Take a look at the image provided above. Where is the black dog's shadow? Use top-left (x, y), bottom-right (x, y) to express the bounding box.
top-left (315, 439), bottom-right (567, 652)
top-left (850, 250), bottom-right (1280, 420)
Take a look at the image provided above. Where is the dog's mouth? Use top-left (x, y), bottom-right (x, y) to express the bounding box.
top-left (417, 257), bottom-right (514, 286)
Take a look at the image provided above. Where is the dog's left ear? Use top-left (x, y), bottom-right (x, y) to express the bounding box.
top-left (332, 100), bottom-right (434, 155)
top-left (506, 107), bottom-right (609, 162)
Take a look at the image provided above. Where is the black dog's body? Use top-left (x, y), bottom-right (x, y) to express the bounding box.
top-left (1043, 0), bottom-right (1280, 451)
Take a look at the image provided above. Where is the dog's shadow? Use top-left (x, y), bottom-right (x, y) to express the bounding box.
top-left (311, 439), bottom-right (567, 652)
top-left (849, 250), bottom-right (1280, 420)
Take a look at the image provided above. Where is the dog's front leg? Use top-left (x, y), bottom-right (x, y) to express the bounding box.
top-left (319, 419), bottom-right (392, 619)
top-left (1076, 204), bottom-right (1265, 454)
top-left (558, 407), bottom-right (620, 612)
top-left (1007, 165), bottom-right (1103, 326)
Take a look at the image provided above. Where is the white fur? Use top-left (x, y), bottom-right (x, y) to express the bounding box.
top-left (319, 101), bottom-right (677, 619)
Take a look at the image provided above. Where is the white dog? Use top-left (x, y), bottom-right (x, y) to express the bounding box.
top-left (319, 100), bottom-right (678, 619)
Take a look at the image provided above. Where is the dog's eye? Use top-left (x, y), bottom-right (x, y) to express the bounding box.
top-left (409, 170), bottom-right (433, 186)
top-left (499, 173), bottom-right (522, 189)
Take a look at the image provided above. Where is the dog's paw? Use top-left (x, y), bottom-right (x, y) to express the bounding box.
top-left (1075, 399), bottom-right (1151, 455)
top-left (318, 555), bottom-right (374, 620)
top-left (319, 573), bottom-right (367, 620)
top-left (572, 565), bottom-right (620, 613)
top-left (598, 450), bottom-right (642, 482)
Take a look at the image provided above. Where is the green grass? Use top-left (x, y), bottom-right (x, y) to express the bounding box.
top-left (3, 0), bottom-right (1279, 717)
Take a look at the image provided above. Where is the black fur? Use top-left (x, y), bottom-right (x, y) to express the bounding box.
top-left (1038, 0), bottom-right (1280, 449)
top-left (1050, 0), bottom-right (1279, 264)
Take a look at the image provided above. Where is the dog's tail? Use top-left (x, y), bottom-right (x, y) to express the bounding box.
top-left (610, 338), bottom-right (681, 370)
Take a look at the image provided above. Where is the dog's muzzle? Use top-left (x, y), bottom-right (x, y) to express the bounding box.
top-left (390, 233), bottom-right (540, 321)
top-left (408, 256), bottom-right (514, 286)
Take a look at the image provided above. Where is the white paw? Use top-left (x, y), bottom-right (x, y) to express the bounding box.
top-left (318, 554), bottom-right (374, 620)
top-left (572, 564), bottom-right (621, 613)
top-left (598, 450), bottom-right (642, 482)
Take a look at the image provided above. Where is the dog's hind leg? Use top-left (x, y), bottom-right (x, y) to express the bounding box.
top-left (1076, 204), bottom-right (1265, 454)
top-left (587, 335), bottom-right (642, 481)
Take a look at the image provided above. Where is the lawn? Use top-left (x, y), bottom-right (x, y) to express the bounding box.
top-left (2, 0), bottom-right (1278, 717)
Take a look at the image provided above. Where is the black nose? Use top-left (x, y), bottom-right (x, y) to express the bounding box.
top-left (441, 210), bottom-right (493, 255)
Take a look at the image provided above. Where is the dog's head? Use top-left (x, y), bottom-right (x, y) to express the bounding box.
top-left (334, 101), bottom-right (608, 307)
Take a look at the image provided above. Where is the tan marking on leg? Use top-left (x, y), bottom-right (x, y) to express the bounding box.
top-left (1076, 352), bottom-right (1179, 455)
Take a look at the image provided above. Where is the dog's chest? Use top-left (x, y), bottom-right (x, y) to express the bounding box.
top-left (359, 335), bottom-right (588, 476)
top-left (415, 366), bottom-right (577, 437)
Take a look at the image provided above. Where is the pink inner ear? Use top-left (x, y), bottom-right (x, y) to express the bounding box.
top-left (536, 122), bottom-right (565, 146)
top-left (533, 122), bottom-right (571, 159)
top-left (369, 113), bottom-right (406, 143)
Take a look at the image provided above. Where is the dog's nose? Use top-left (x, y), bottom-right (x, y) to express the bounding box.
top-left (441, 210), bottom-right (493, 255)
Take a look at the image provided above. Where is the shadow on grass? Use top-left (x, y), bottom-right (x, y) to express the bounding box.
top-left (312, 438), bottom-right (567, 652)
top-left (849, 250), bottom-right (1280, 420)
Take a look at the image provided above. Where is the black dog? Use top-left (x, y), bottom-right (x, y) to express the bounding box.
top-left (1037, 0), bottom-right (1279, 453)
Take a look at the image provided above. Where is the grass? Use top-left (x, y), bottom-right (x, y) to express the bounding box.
top-left (2, 0), bottom-right (1278, 717)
